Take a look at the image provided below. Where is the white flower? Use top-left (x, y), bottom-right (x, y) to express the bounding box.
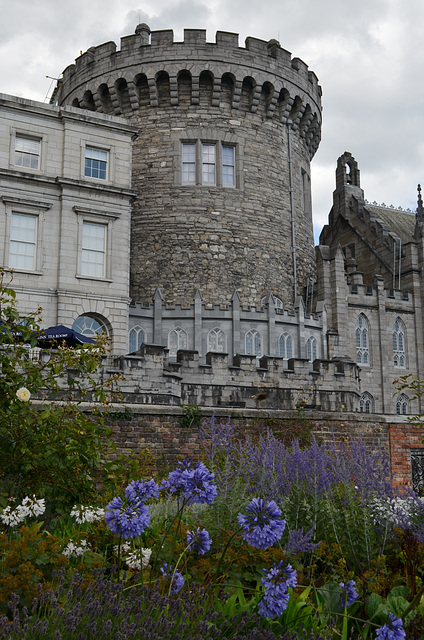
top-left (62, 539), bottom-right (90, 558)
top-left (70, 505), bottom-right (105, 524)
top-left (20, 495), bottom-right (45, 517)
top-left (124, 548), bottom-right (152, 571)
top-left (114, 542), bottom-right (131, 555)
top-left (16, 387), bottom-right (30, 402)
top-left (0, 505), bottom-right (26, 527)
top-left (0, 495), bottom-right (45, 526)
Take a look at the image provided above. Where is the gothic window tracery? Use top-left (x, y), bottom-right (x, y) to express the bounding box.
top-left (306, 336), bottom-right (317, 362)
top-left (129, 326), bottom-right (146, 353)
top-left (393, 317), bottom-right (406, 367)
top-left (359, 391), bottom-right (373, 414)
top-left (168, 327), bottom-right (188, 357)
top-left (207, 327), bottom-right (226, 353)
top-left (245, 329), bottom-right (262, 357)
top-left (396, 393), bottom-right (409, 415)
top-left (278, 332), bottom-right (293, 359)
top-left (356, 314), bottom-right (370, 365)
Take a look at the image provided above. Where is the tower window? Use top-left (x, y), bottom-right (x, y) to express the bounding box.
top-left (181, 141), bottom-right (236, 187)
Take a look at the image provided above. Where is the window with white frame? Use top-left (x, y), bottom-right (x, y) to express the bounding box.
top-left (396, 393), bottom-right (409, 415)
top-left (181, 141), bottom-right (236, 187)
top-left (222, 146), bottom-right (235, 186)
top-left (207, 327), bottom-right (226, 353)
top-left (73, 315), bottom-right (107, 339)
top-left (182, 143), bottom-right (196, 184)
top-left (84, 147), bottom-right (108, 180)
top-left (306, 336), bottom-right (317, 362)
top-left (81, 222), bottom-right (106, 278)
top-left (129, 326), bottom-right (146, 353)
top-left (202, 144), bottom-right (216, 184)
top-left (168, 327), bottom-right (188, 357)
top-left (278, 332), bottom-right (293, 359)
top-left (14, 135), bottom-right (41, 170)
top-left (393, 317), bottom-right (406, 367)
top-left (359, 392), bottom-right (373, 414)
top-left (245, 329), bottom-right (262, 357)
top-left (9, 212), bottom-right (37, 270)
top-left (356, 313), bottom-right (370, 365)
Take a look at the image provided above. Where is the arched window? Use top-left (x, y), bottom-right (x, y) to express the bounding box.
top-left (168, 327), bottom-right (188, 357)
top-left (129, 326), bottom-right (146, 353)
top-left (359, 392), bottom-right (373, 414)
top-left (261, 295), bottom-right (283, 310)
top-left (356, 314), bottom-right (370, 365)
top-left (245, 329), bottom-right (262, 357)
top-left (393, 317), bottom-right (406, 367)
top-left (278, 332), bottom-right (293, 359)
top-left (306, 336), bottom-right (317, 362)
top-left (207, 327), bottom-right (226, 353)
top-left (396, 393), bottom-right (409, 415)
top-left (72, 314), bottom-right (108, 339)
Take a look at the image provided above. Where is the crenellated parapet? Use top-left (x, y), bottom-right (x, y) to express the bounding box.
top-left (99, 343), bottom-right (360, 411)
top-left (57, 25), bottom-right (322, 158)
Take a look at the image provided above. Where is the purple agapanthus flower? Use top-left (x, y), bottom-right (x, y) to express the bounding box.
top-left (187, 527), bottom-right (212, 555)
top-left (161, 459), bottom-right (217, 505)
top-left (375, 613), bottom-right (406, 639)
top-left (160, 562), bottom-right (185, 594)
top-left (125, 478), bottom-right (159, 503)
top-left (237, 498), bottom-right (286, 549)
top-left (105, 496), bottom-right (150, 539)
top-left (258, 561), bottom-right (297, 619)
top-left (339, 580), bottom-right (358, 607)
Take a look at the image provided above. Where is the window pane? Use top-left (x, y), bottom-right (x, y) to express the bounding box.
top-left (15, 136), bottom-right (40, 170)
top-left (9, 213), bottom-right (37, 270)
top-left (81, 222), bottom-right (106, 277)
top-left (202, 144), bottom-right (216, 184)
top-left (84, 147), bottom-right (107, 179)
top-left (182, 143), bottom-right (196, 184)
top-left (222, 145), bottom-right (235, 186)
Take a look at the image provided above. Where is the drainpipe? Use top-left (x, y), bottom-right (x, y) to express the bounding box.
top-left (287, 119), bottom-right (297, 302)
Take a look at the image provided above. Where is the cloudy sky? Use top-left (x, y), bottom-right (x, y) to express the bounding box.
top-left (1, 0), bottom-right (423, 240)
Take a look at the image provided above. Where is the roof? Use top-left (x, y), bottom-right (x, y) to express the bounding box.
top-left (366, 204), bottom-right (416, 243)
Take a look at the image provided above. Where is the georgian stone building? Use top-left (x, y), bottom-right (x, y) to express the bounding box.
top-left (0, 25), bottom-right (423, 427)
top-left (0, 93), bottom-right (136, 354)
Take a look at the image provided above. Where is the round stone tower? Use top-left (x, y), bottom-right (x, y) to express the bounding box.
top-left (57, 25), bottom-right (322, 307)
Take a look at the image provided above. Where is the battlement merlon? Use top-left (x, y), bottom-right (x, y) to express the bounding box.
top-left (58, 25), bottom-right (322, 111)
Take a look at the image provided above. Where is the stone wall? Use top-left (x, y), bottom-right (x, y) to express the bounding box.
top-left (105, 404), bottom-right (394, 470)
top-left (57, 25), bottom-right (322, 307)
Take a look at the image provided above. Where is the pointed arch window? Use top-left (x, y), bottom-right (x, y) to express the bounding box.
top-left (396, 393), bottom-right (409, 415)
top-left (278, 332), bottom-right (293, 359)
top-left (306, 336), bottom-right (317, 362)
top-left (356, 314), bottom-right (370, 365)
top-left (207, 327), bottom-right (226, 353)
top-left (245, 329), bottom-right (262, 357)
top-left (393, 317), bottom-right (406, 367)
top-left (359, 392), bottom-right (373, 414)
top-left (129, 326), bottom-right (146, 353)
top-left (168, 327), bottom-right (188, 357)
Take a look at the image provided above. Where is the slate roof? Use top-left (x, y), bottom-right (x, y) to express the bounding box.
top-left (366, 205), bottom-right (416, 243)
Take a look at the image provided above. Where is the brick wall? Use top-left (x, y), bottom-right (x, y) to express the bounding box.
top-left (389, 422), bottom-right (424, 487)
